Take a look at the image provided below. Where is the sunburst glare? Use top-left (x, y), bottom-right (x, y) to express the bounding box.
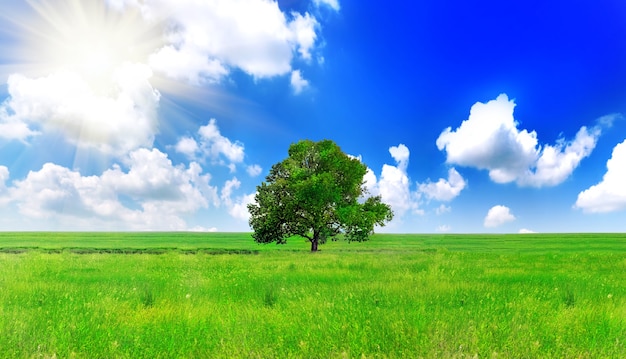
top-left (3, 0), bottom-right (163, 79)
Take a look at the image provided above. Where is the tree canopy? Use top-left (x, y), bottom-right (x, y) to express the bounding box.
top-left (248, 139), bottom-right (393, 252)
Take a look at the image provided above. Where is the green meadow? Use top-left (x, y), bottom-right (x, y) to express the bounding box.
top-left (0, 233), bottom-right (625, 358)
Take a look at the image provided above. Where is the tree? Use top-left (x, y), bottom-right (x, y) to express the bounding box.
top-left (248, 139), bottom-right (393, 252)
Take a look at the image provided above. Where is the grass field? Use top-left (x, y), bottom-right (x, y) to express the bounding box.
top-left (0, 233), bottom-right (625, 358)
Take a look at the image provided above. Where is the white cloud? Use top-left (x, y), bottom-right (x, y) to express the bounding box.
top-left (229, 192), bottom-right (256, 221)
top-left (174, 137), bottom-right (199, 158)
top-left (575, 139), bottom-right (626, 213)
top-left (289, 13), bottom-right (319, 61)
top-left (377, 164), bottom-right (414, 216)
top-left (221, 177), bottom-right (241, 207)
top-left (484, 205), bottom-right (516, 228)
top-left (365, 144), bottom-right (421, 219)
top-left (418, 168), bottom-right (466, 201)
top-left (389, 144), bottom-right (410, 171)
top-left (246, 164), bottom-right (263, 177)
top-left (290, 70), bottom-right (310, 94)
top-left (176, 119), bottom-right (245, 168)
top-left (0, 64), bottom-right (160, 155)
top-left (102, 148), bottom-right (216, 212)
top-left (5, 148), bottom-right (219, 230)
top-left (199, 119), bottom-right (245, 163)
top-left (10, 163), bottom-right (117, 220)
top-left (149, 46), bottom-right (228, 84)
top-left (0, 118), bottom-right (39, 141)
top-left (519, 228), bottom-right (536, 234)
top-left (128, 0), bottom-right (322, 82)
top-left (436, 94), bottom-right (603, 187)
top-left (521, 126), bottom-right (600, 187)
top-left (437, 224), bottom-right (451, 233)
top-left (435, 204), bottom-right (451, 215)
top-left (219, 177), bottom-right (255, 221)
top-left (314, 0), bottom-right (341, 11)
top-left (363, 168), bottom-right (378, 195)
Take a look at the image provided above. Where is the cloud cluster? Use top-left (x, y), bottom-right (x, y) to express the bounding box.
top-left (2, 148), bottom-right (215, 230)
top-left (437, 94), bottom-right (603, 187)
top-left (0, 145), bottom-right (256, 230)
top-left (365, 145), bottom-right (418, 218)
top-left (219, 177), bottom-right (256, 221)
top-left (364, 144), bottom-right (466, 223)
top-left (175, 119), bottom-right (261, 175)
top-left (111, 0), bottom-right (325, 84)
top-left (575, 139), bottom-right (626, 213)
top-left (0, 64), bottom-right (160, 155)
top-left (484, 205), bottom-right (516, 228)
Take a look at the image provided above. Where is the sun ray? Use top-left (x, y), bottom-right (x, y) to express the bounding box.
top-left (0, 0), bottom-right (258, 177)
top-left (1, 0), bottom-right (165, 81)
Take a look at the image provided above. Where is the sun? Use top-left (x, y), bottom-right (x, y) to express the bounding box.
top-left (1, 0), bottom-right (164, 90)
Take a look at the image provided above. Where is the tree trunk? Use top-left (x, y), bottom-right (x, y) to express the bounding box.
top-left (310, 231), bottom-right (319, 252)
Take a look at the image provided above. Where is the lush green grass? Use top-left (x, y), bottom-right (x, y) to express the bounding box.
top-left (2, 232), bottom-right (626, 253)
top-left (0, 233), bottom-right (625, 358)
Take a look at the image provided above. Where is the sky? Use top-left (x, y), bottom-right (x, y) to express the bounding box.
top-left (1, 0), bottom-right (626, 233)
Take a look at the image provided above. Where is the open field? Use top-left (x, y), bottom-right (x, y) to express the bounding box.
top-left (0, 233), bottom-right (625, 358)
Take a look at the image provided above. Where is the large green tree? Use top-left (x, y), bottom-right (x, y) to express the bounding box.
top-left (248, 139), bottom-right (393, 252)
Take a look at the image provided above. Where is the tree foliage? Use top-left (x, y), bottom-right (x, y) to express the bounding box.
top-left (248, 139), bottom-right (393, 251)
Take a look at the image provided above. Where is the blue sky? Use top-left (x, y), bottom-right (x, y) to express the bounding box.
top-left (1, 0), bottom-right (626, 233)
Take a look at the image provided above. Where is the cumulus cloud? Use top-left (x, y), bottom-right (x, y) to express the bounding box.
top-left (198, 120), bottom-right (245, 163)
top-left (0, 64), bottom-right (160, 155)
top-left (116, 0), bottom-right (323, 82)
top-left (5, 148), bottom-right (219, 230)
top-left (575, 139), bottom-right (626, 213)
top-left (436, 94), bottom-right (605, 187)
top-left (365, 144), bottom-right (421, 219)
top-left (246, 164), bottom-right (263, 177)
top-left (437, 224), bottom-right (452, 232)
top-left (418, 168), bottom-right (466, 202)
top-left (364, 144), bottom-right (466, 223)
top-left (149, 46), bottom-right (228, 85)
top-left (174, 137), bottom-right (199, 158)
top-left (218, 177), bottom-right (255, 221)
top-left (102, 148), bottom-right (217, 211)
top-left (175, 119), bottom-right (245, 168)
top-left (389, 144), bottom-right (410, 171)
top-left (291, 70), bottom-right (309, 94)
top-left (220, 177), bottom-right (241, 207)
top-left (289, 13), bottom-right (319, 61)
top-left (229, 192), bottom-right (256, 221)
top-left (0, 118), bottom-right (39, 141)
top-left (377, 163), bottom-right (416, 216)
top-left (484, 205), bottom-right (516, 228)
